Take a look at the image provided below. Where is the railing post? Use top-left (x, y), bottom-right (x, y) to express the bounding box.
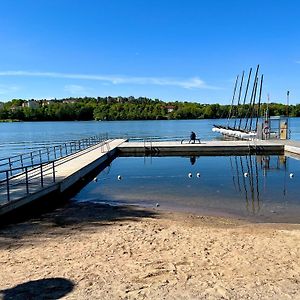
top-left (8, 157), bottom-right (12, 176)
top-left (40, 164), bottom-right (44, 187)
top-left (65, 143), bottom-right (68, 155)
top-left (39, 150), bottom-right (42, 163)
top-left (20, 154), bottom-right (24, 171)
top-left (60, 145), bottom-right (63, 157)
top-left (6, 170), bottom-right (10, 202)
top-left (25, 166), bottom-right (29, 194)
top-left (47, 148), bottom-right (50, 162)
top-left (52, 161), bottom-right (56, 182)
top-left (30, 152), bottom-right (34, 167)
top-left (54, 146), bottom-right (57, 160)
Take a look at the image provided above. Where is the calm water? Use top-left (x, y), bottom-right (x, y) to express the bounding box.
top-left (1, 118), bottom-right (300, 158)
top-left (73, 154), bottom-right (300, 223)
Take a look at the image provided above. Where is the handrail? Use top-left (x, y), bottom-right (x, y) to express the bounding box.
top-left (0, 161), bottom-right (56, 203)
top-left (0, 134), bottom-right (109, 175)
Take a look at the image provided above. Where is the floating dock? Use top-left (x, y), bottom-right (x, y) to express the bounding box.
top-left (118, 140), bottom-right (284, 156)
top-left (1, 138), bottom-right (300, 217)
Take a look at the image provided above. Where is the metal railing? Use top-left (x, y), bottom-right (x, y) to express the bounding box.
top-left (0, 134), bottom-right (109, 178)
top-left (0, 161), bottom-right (56, 204)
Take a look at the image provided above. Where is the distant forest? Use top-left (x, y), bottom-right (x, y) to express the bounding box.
top-left (0, 96), bottom-right (298, 121)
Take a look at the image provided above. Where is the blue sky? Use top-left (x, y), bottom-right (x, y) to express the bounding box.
top-left (0, 0), bottom-right (299, 104)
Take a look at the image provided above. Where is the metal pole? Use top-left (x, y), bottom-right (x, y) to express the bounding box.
top-left (52, 161), bottom-right (56, 182)
top-left (25, 167), bottom-right (29, 194)
top-left (255, 74), bottom-right (264, 131)
top-left (40, 164), bottom-right (44, 187)
top-left (234, 71), bottom-right (245, 129)
top-left (6, 170), bottom-right (10, 202)
top-left (8, 158), bottom-right (12, 176)
top-left (54, 146), bottom-right (57, 160)
top-left (20, 154), bottom-right (24, 171)
top-left (38, 150), bottom-right (42, 163)
top-left (286, 90), bottom-right (290, 117)
top-left (238, 68), bottom-right (252, 130)
top-left (244, 65), bottom-right (260, 131)
top-left (227, 75), bottom-right (239, 129)
top-left (47, 148), bottom-right (50, 162)
top-left (249, 76), bottom-right (259, 131)
top-left (30, 152), bottom-right (34, 166)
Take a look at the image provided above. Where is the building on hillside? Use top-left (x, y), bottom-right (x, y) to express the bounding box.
top-left (0, 102), bottom-right (4, 109)
top-left (41, 100), bottom-right (51, 107)
top-left (164, 105), bottom-right (176, 113)
top-left (62, 99), bottom-right (77, 104)
top-left (22, 100), bottom-right (40, 109)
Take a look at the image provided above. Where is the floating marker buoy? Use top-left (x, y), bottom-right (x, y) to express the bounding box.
top-left (156, 203), bottom-right (160, 207)
top-left (289, 173), bottom-right (294, 178)
top-left (117, 175), bottom-right (122, 180)
top-left (93, 177), bottom-right (98, 182)
top-left (188, 173), bottom-right (192, 178)
top-left (244, 172), bottom-right (249, 177)
top-left (196, 173), bottom-right (201, 178)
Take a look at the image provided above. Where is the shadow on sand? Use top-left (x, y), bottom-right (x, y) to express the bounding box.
top-left (0, 277), bottom-right (74, 300)
top-left (0, 201), bottom-right (159, 249)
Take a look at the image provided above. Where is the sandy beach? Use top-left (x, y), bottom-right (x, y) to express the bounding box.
top-left (1, 202), bottom-right (300, 299)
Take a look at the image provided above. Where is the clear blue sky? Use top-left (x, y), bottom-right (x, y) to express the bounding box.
top-left (0, 0), bottom-right (299, 104)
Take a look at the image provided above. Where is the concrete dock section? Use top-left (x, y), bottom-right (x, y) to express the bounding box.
top-left (118, 140), bottom-right (285, 156)
top-left (0, 139), bottom-right (126, 216)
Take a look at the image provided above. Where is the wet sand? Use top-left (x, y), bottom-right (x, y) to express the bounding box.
top-left (1, 202), bottom-right (300, 299)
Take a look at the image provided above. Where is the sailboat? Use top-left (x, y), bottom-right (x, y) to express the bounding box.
top-left (213, 65), bottom-right (264, 140)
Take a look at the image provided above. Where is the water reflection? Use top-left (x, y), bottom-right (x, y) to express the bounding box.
top-left (74, 154), bottom-right (299, 222)
top-left (189, 156), bottom-right (197, 165)
top-left (229, 155), bottom-right (287, 214)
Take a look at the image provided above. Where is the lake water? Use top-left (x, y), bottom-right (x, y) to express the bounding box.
top-left (73, 154), bottom-right (300, 223)
top-left (1, 118), bottom-right (300, 158)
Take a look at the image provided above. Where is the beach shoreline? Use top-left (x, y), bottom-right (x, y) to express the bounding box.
top-left (1, 201), bottom-right (300, 299)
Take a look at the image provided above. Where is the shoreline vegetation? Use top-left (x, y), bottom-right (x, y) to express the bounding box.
top-left (1, 202), bottom-right (300, 299)
top-left (0, 96), bottom-right (298, 122)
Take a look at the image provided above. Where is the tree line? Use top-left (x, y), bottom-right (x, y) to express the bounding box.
top-left (0, 96), bottom-right (299, 121)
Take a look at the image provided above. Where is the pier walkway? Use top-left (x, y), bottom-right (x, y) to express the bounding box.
top-left (0, 139), bottom-right (126, 216)
top-left (118, 140), bottom-right (285, 156)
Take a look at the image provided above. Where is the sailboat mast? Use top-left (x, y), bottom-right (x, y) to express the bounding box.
top-left (238, 68), bottom-right (252, 130)
top-left (255, 74), bottom-right (264, 131)
top-left (234, 71), bottom-right (245, 129)
top-left (244, 65), bottom-right (259, 131)
top-left (227, 75), bottom-right (239, 128)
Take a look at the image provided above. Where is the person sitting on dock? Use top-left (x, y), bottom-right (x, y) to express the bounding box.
top-left (189, 131), bottom-right (196, 144)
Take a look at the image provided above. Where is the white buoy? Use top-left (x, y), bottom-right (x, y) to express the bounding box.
top-left (156, 203), bottom-right (160, 207)
top-left (93, 177), bottom-right (98, 182)
top-left (289, 173), bottom-right (294, 178)
top-left (117, 175), bottom-right (122, 180)
top-left (188, 173), bottom-right (192, 178)
top-left (196, 173), bottom-right (201, 178)
top-left (244, 172), bottom-right (249, 177)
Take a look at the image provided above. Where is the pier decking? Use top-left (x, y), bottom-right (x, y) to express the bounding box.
top-left (118, 140), bottom-right (285, 155)
top-left (0, 139), bottom-right (126, 216)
